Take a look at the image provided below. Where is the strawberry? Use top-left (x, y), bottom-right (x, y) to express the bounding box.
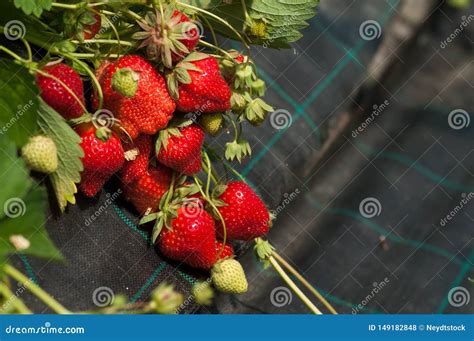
top-left (37, 63), bottom-right (85, 119)
top-left (215, 241), bottom-right (234, 261)
top-left (158, 207), bottom-right (217, 269)
top-left (133, 8), bottom-right (199, 67)
top-left (21, 135), bottom-right (58, 174)
top-left (216, 181), bottom-right (270, 240)
top-left (77, 125), bottom-right (125, 197)
top-left (211, 259), bottom-right (248, 294)
top-left (122, 163), bottom-right (172, 215)
top-left (83, 13), bottom-right (101, 40)
top-left (199, 112), bottom-right (224, 136)
top-left (120, 135), bottom-right (153, 185)
top-left (172, 55), bottom-right (231, 113)
top-left (156, 123), bottom-right (204, 175)
top-left (95, 55), bottom-right (175, 139)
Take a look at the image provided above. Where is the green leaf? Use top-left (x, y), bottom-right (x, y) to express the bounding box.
top-left (37, 100), bottom-right (84, 212)
top-left (13, 0), bottom-right (52, 17)
top-left (0, 136), bottom-right (62, 266)
top-left (188, 0), bottom-right (319, 48)
top-left (0, 59), bottom-right (39, 148)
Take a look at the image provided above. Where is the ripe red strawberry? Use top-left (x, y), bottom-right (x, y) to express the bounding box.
top-left (159, 207), bottom-right (217, 269)
top-left (234, 54), bottom-right (245, 64)
top-left (215, 241), bottom-right (234, 261)
top-left (77, 125), bottom-right (125, 197)
top-left (120, 135), bottom-right (152, 185)
top-left (133, 9), bottom-right (199, 67)
top-left (170, 10), bottom-right (199, 62)
top-left (175, 56), bottom-right (231, 113)
top-left (123, 163), bottom-right (172, 215)
top-left (37, 63), bottom-right (85, 119)
top-left (95, 55), bottom-right (175, 139)
top-left (156, 124), bottom-right (204, 175)
top-left (216, 181), bottom-right (270, 240)
top-left (83, 13), bottom-right (101, 39)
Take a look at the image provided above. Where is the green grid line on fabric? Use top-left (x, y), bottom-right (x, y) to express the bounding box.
top-left (241, 0), bottom-right (400, 177)
top-left (111, 203), bottom-right (197, 292)
top-left (306, 196), bottom-right (468, 267)
top-left (436, 249), bottom-right (474, 313)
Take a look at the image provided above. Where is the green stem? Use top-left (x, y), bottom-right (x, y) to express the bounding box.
top-left (20, 39), bottom-right (32, 62)
top-left (72, 39), bottom-right (134, 47)
top-left (200, 15), bottom-right (218, 47)
top-left (33, 67), bottom-right (89, 114)
top-left (4, 264), bottom-right (71, 314)
top-left (51, 1), bottom-right (110, 9)
top-left (0, 282), bottom-right (32, 314)
top-left (176, 1), bottom-right (250, 53)
top-left (268, 257), bottom-right (322, 315)
top-left (54, 52), bottom-right (104, 109)
top-left (272, 251), bottom-right (338, 314)
top-left (164, 172), bottom-right (176, 208)
top-left (0, 45), bottom-right (24, 62)
top-left (198, 40), bottom-right (234, 60)
top-left (192, 175), bottom-right (227, 257)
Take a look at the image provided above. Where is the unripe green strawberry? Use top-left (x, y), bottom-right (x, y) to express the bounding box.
top-left (199, 113), bottom-right (223, 136)
top-left (211, 259), bottom-right (248, 294)
top-left (21, 136), bottom-right (58, 174)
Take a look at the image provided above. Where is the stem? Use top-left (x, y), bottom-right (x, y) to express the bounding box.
top-left (200, 15), bottom-right (218, 47)
top-left (72, 39), bottom-right (134, 47)
top-left (272, 252), bottom-right (338, 314)
top-left (240, 0), bottom-right (250, 22)
top-left (0, 45), bottom-right (24, 62)
top-left (21, 39), bottom-right (32, 62)
top-left (4, 265), bottom-right (71, 314)
top-left (204, 146), bottom-right (246, 182)
top-left (0, 283), bottom-right (32, 314)
top-left (176, 1), bottom-right (250, 53)
top-left (56, 53), bottom-right (104, 109)
top-left (33, 67), bottom-right (89, 114)
top-left (268, 257), bottom-right (322, 315)
top-left (192, 175), bottom-right (227, 257)
top-left (202, 150), bottom-right (219, 184)
top-left (52, 2), bottom-right (110, 9)
top-left (164, 172), bottom-right (176, 208)
top-left (198, 40), bottom-right (233, 60)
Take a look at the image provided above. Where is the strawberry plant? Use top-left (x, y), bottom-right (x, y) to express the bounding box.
top-left (0, 0), bottom-right (336, 315)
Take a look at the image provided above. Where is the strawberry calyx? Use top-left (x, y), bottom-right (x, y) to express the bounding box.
top-left (139, 174), bottom-right (202, 243)
top-left (111, 67), bottom-right (139, 98)
top-left (133, 8), bottom-right (200, 68)
top-left (155, 119), bottom-right (193, 154)
top-left (95, 126), bottom-right (112, 142)
top-left (165, 52), bottom-right (209, 100)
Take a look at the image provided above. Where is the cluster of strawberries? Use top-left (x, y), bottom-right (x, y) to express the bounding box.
top-left (34, 9), bottom-right (271, 292)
